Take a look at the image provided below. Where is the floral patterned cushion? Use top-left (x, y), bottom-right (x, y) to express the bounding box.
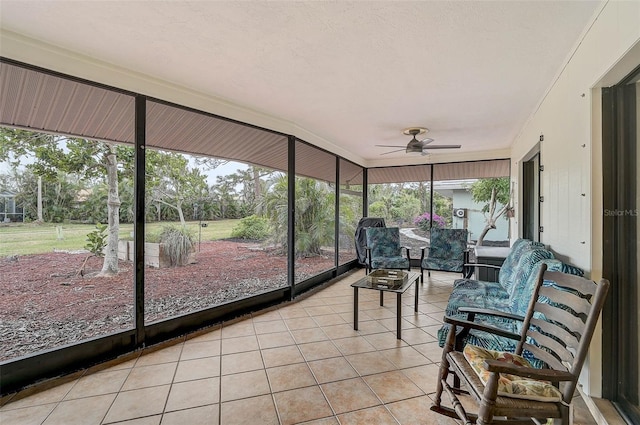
top-left (371, 256), bottom-right (410, 269)
top-left (502, 248), bottom-right (554, 296)
top-left (463, 345), bottom-right (562, 402)
top-left (498, 239), bottom-right (545, 289)
top-left (508, 259), bottom-right (585, 316)
top-left (445, 279), bottom-right (510, 317)
top-left (426, 228), bottom-right (468, 262)
top-left (423, 256), bottom-right (464, 273)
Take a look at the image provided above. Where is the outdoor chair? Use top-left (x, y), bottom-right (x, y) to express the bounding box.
top-left (431, 264), bottom-right (610, 425)
top-left (420, 227), bottom-right (470, 282)
top-left (364, 227), bottom-right (410, 274)
top-left (354, 217), bottom-right (386, 266)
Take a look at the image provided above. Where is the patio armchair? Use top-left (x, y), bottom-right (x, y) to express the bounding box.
top-left (420, 227), bottom-right (470, 282)
top-left (354, 217), bottom-right (386, 265)
top-left (364, 227), bottom-right (410, 274)
top-left (431, 264), bottom-right (610, 425)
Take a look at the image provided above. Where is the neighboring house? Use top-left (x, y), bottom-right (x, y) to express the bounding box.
top-left (0, 190), bottom-right (23, 222)
top-left (433, 180), bottom-right (509, 242)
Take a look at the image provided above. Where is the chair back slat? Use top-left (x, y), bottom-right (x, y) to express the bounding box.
top-left (527, 329), bottom-right (575, 364)
top-left (521, 343), bottom-right (568, 371)
top-left (534, 303), bottom-right (586, 337)
top-left (530, 317), bottom-right (579, 353)
top-left (431, 263), bottom-right (610, 424)
top-left (544, 271), bottom-right (597, 297)
top-left (520, 270), bottom-right (610, 402)
top-left (539, 285), bottom-right (592, 317)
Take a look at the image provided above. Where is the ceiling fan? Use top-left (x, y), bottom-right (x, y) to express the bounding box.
top-left (376, 127), bottom-right (461, 156)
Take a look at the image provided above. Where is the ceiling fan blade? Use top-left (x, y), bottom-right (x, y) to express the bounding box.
top-left (418, 137), bottom-right (434, 145)
top-left (379, 148), bottom-right (406, 155)
top-left (422, 144), bottom-right (462, 149)
top-left (375, 144), bottom-right (406, 148)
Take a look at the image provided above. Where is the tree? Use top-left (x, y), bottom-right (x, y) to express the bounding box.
top-left (259, 174), bottom-right (334, 257)
top-left (0, 128), bottom-right (131, 276)
top-left (258, 173), bottom-right (288, 250)
top-left (2, 168), bottom-right (79, 222)
top-left (145, 150), bottom-right (209, 226)
top-left (468, 177), bottom-right (511, 245)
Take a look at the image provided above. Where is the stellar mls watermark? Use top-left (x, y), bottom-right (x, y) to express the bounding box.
top-left (604, 209), bottom-right (639, 217)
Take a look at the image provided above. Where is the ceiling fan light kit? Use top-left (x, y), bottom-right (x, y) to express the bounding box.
top-left (402, 127), bottom-right (428, 136)
top-left (376, 127), bottom-right (461, 156)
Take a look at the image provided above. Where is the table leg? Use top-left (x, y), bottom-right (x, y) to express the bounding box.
top-left (414, 278), bottom-right (419, 312)
top-left (396, 293), bottom-right (402, 340)
top-left (353, 287), bottom-right (359, 331)
top-left (380, 290), bottom-right (384, 306)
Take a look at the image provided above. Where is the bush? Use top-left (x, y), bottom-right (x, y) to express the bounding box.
top-left (159, 225), bottom-right (194, 266)
top-left (413, 212), bottom-right (446, 231)
top-left (85, 223), bottom-right (108, 256)
top-left (231, 215), bottom-right (270, 240)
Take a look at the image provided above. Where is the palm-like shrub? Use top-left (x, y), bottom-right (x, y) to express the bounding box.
top-left (259, 174), bottom-right (335, 257)
top-left (158, 225), bottom-right (194, 266)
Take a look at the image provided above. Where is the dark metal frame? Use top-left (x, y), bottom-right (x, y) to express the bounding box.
top-left (602, 67), bottom-right (640, 424)
top-left (0, 59), bottom-right (363, 395)
top-left (366, 160), bottom-right (511, 268)
top-left (522, 152), bottom-right (541, 242)
top-left (0, 57), bottom-right (511, 397)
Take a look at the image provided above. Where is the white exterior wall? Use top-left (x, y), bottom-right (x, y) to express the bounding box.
top-left (510, 1), bottom-right (640, 397)
top-left (452, 190), bottom-right (509, 242)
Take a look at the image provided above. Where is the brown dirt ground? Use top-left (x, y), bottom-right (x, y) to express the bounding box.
top-left (0, 240), bottom-right (342, 362)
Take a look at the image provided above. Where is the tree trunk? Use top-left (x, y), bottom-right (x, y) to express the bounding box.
top-left (476, 222), bottom-right (496, 246)
top-left (177, 200), bottom-right (186, 226)
top-left (477, 202), bottom-right (509, 246)
top-left (99, 145), bottom-right (121, 277)
top-left (37, 176), bottom-right (43, 222)
top-left (253, 168), bottom-right (262, 204)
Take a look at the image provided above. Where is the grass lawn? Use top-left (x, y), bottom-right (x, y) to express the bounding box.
top-left (0, 219), bottom-right (240, 257)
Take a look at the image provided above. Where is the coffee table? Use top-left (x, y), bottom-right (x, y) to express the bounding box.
top-left (351, 270), bottom-right (420, 340)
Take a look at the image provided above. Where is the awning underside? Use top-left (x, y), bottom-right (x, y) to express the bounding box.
top-left (1, 60), bottom-right (508, 183)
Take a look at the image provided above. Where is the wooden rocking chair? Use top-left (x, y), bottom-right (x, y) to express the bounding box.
top-left (431, 264), bottom-right (609, 425)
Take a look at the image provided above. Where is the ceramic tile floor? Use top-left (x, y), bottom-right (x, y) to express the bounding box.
top-left (0, 269), bottom-right (600, 425)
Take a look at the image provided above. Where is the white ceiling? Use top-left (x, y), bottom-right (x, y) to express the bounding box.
top-left (0, 1), bottom-right (602, 167)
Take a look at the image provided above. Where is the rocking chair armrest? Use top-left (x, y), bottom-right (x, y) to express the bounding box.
top-left (443, 316), bottom-right (521, 341)
top-left (482, 359), bottom-right (575, 382)
top-left (458, 306), bottom-right (525, 322)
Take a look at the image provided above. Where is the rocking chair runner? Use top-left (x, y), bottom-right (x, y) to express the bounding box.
top-left (431, 264), bottom-right (609, 425)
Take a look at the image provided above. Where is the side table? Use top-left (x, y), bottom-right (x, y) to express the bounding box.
top-left (351, 271), bottom-right (420, 340)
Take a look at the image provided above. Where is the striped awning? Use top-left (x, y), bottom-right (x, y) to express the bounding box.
top-left (368, 159), bottom-right (509, 184)
top-left (1, 60), bottom-right (508, 183)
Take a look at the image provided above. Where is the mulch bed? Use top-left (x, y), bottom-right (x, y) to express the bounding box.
top-left (0, 232), bottom-right (506, 362)
top-left (0, 240), bottom-right (340, 362)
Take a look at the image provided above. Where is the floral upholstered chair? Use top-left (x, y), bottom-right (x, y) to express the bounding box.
top-left (364, 227), bottom-right (410, 274)
top-left (420, 228), bottom-right (469, 282)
